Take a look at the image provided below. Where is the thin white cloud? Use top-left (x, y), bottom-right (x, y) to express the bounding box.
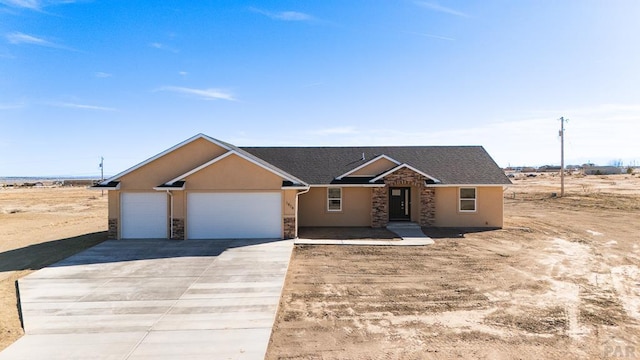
top-left (249, 7), bottom-right (314, 22)
top-left (0, 0), bottom-right (79, 11)
top-left (94, 72), bottom-right (112, 78)
top-left (414, 1), bottom-right (470, 18)
top-left (149, 42), bottom-right (179, 53)
top-left (178, 71), bottom-right (188, 76)
top-left (7, 32), bottom-right (52, 45)
top-left (0, 0), bottom-right (40, 9)
top-left (302, 81), bottom-right (324, 88)
top-left (49, 102), bottom-right (116, 111)
top-left (407, 31), bottom-right (455, 41)
top-left (155, 86), bottom-right (236, 101)
top-left (6, 31), bottom-right (74, 50)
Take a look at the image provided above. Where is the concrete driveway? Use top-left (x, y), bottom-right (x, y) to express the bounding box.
top-left (0, 238), bottom-right (293, 360)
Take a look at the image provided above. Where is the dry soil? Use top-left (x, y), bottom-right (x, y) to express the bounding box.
top-left (266, 174), bottom-right (640, 359)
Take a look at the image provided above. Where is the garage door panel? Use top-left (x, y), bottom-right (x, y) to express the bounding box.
top-left (187, 192), bottom-right (281, 239)
top-left (121, 193), bottom-right (167, 239)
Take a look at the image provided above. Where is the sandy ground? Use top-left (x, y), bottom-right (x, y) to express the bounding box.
top-left (1, 175), bottom-right (639, 358)
top-left (267, 174), bottom-right (640, 359)
top-left (0, 187), bottom-right (107, 350)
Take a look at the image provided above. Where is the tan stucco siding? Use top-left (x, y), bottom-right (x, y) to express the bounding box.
top-left (283, 189), bottom-right (297, 217)
top-left (184, 154), bottom-right (283, 190)
top-left (172, 191), bottom-right (185, 220)
top-left (410, 186), bottom-right (420, 222)
top-left (108, 190), bottom-right (120, 219)
top-left (351, 158), bottom-right (397, 176)
top-left (119, 138), bottom-right (227, 190)
top-left (433, 186), bottom-right (504, 227)
top-left (298, 187), bottom-right (371, 227)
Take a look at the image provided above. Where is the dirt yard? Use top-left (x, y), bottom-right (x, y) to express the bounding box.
top-left (0, 187), bottom-right (107, 350)
top-left (266, 174), bottom-right (640, 359)
top-left (1, 175), bottom-right (639, 358)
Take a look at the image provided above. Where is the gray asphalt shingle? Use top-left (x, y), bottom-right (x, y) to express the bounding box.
top-left (241, 146), bottom-right (511, 185)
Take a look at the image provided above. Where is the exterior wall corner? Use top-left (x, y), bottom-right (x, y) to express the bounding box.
top-left (419, 187), bottom-right (436, 226)
top-left (108, 218), bottom-right (118, 239)
top-left (283, 217), bottom-right (296, 239)
top-left (371, 187), bottom-right (388, 227)
top-left (171, 218), bottom-right (185, 240)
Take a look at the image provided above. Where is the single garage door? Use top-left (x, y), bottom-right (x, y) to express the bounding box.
top-left (121, 193), bottom-right (167, 239)
top-left (187, 192), bottom-right (282, 239)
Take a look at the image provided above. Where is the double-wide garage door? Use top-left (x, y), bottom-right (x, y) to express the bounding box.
top-left (187, 192), bottom-right (282, 239)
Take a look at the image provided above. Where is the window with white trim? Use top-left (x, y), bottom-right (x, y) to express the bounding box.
top-left (327, 187), bottom-right (342, 211)
top-left (459, 187), bottom-right (476, 212)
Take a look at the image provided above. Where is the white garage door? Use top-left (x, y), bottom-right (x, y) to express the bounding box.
top-left (187, 192), bottom-right (282, 239)
top-left (121, 193), bottom-right (167, 239)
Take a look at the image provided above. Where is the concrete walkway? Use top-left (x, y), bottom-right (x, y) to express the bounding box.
top-left (0, 239), bottom-right (293, 360)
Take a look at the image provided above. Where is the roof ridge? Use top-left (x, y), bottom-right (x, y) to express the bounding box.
top-left (240, 145), bottom-right (485, 149)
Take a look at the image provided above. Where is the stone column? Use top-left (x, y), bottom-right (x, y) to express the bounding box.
top-left (107, 218), bottom-right (118, 239)
top-left (283, 217), bottom-right (296, 239)
top-left (371, 187), bottom-right (388, 228)
top-left (171, 218), bottom-right (185, 240)
top-left (419, 187), bottom-right (436, 226)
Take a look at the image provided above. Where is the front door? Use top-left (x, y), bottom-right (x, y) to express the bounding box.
top-left (389, 187), bottom-right (410, 221)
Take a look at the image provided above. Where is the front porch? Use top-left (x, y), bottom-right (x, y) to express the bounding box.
top-left (371, 167), bottom-right (436, 228)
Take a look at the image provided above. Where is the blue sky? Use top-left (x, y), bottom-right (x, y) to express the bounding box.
top-left (1, 1), bottom-right (639, 176)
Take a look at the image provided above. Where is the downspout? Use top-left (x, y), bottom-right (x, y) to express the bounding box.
top-left (166, 190), bottom-right (173, 239)
top-left (294, 187), bottom-right (311, 238)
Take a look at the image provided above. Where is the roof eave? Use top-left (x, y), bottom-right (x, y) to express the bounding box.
top-left (424, 183), bottom-right (511, 187)
top-left (89, 181), bottom-right (120, 190)
top-left (100, 133), bottom-right (231, 185)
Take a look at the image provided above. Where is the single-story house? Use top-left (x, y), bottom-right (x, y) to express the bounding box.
top-left (583, 166), bottom-right (622, 175)
top-left (93, 134), bottom-right (511, 240)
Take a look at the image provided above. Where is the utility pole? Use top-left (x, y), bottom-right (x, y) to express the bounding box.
top-left (559, 117), bottom-right (568, 197)
top-left (99, 156), bottom-right (104, 197)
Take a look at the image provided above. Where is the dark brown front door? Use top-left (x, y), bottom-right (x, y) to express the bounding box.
top-left (389, 187), bottom-right (410, 221)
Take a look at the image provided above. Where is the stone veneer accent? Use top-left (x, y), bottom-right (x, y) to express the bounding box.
top-left (420, 187), bottom-right (436, 226)
top-left (371, 187), bottom-right (388, 228)
top-left (171, 218), bottom-right (185, 240)
top-left (371, 167), bottom-right (436, 227)
top-left (108, 218), bottom-right (118, 239)
top-left (283, 217), bottom-right (296, 239)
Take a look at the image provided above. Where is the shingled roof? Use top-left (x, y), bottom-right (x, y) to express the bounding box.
top-left (241, 146), bottom-right (511, 185)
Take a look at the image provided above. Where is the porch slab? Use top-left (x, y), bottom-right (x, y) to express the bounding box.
top-left (296, 225), bottom-right (433, 246)
top-left (294, 238), bottom-right (434, 246)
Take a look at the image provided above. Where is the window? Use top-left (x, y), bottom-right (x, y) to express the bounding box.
top-left (327, 187), bottom-right (342, 211)
top-left (459, 187), bottom-right (476, 212)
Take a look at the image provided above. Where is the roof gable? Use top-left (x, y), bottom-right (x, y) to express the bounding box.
top-left (101, 133), bottom-right (231, 185)
top-left (165, 150), bottom-right (305, 186)
top-left (370, 163), bottom-right (440, 183)
top-left (336, 155), bottom-right (400, 179)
